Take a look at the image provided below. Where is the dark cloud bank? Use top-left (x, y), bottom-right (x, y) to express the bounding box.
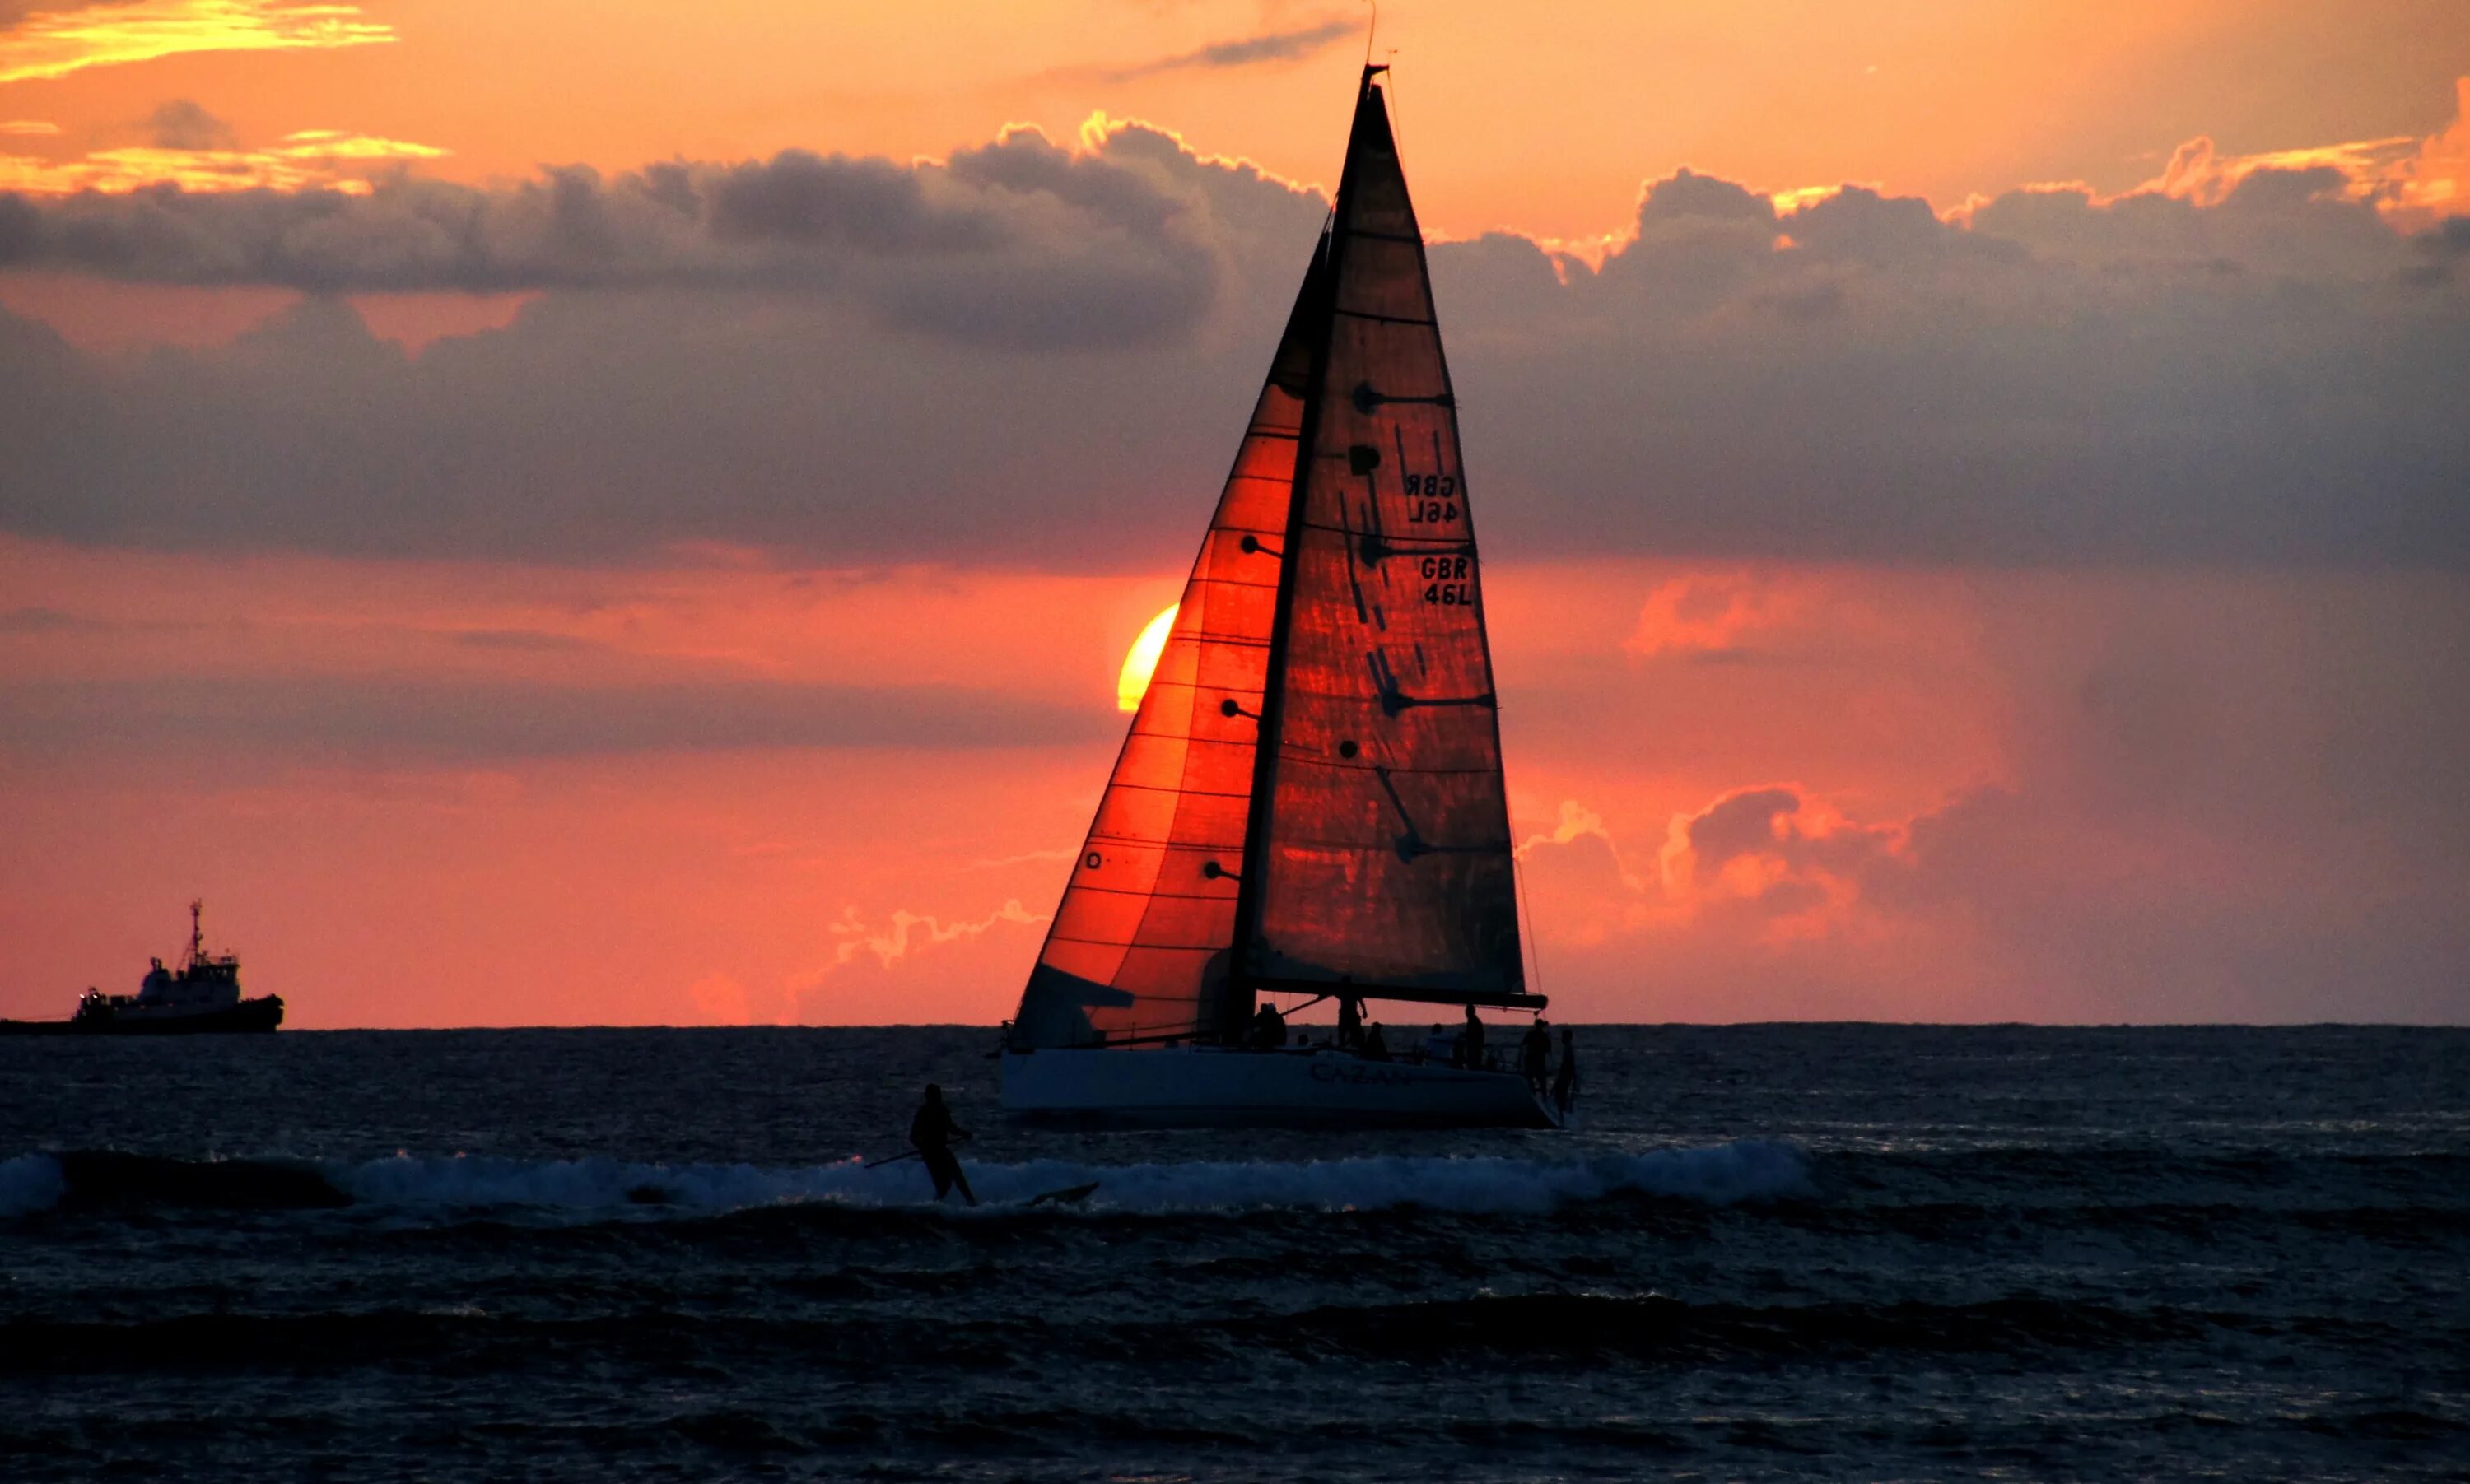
top-left (2, 125), bottom-right (2465, 568)
top-left (0, 674), bottom-right (1109, 761)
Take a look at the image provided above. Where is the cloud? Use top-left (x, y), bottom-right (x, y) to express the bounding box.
top-left (0, 119), bottom-right (58, 137)
top-left (1092, 19), bottom-right (1358, 82)
top-left (145, 98), bottom-right (236, 151)
top-left (0, 603), bottom-right (95, 632)
top-left (0, 100), bottom-right (2466, 569)
top-left (1, 128), bottom-right (448, 195)
top-left (0, 123), bottom-right (1279, 347)
top-left (2128, 81), bottom-right (2470, 232)
top-left (799, 898), bottom-right (1048, 986)
top-left (0, 0), bottom-right (393, 83)
top-left (1624, 573), bottom-right (1798, 661)
top-left (1515, 799), bottom-right (1650, 892)
top-left (2394, 77), bottom-right (2470, 227)
top-left (1510, 567), bottom-right (2470, 1022)
top-left (0, 673), bottom-right (1113, 761)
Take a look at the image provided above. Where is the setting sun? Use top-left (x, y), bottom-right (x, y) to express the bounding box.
top-left (1116, 603), bottom-right (1178, 712)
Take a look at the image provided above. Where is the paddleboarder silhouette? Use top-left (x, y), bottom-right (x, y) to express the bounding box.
top-left (909, 1084), bottom-right (976, 1206)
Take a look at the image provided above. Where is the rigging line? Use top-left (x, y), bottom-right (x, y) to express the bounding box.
top-left (1362, 0), bottom-right (1377, 68)
top-left (1384, 37), bottom-right (1408, 179)
top-left (1065, 884), bottom-right (1237, 902)
top-left (1278, 756), bottom-right (1503, 776)
top-left (1095, 779), bottom-right (1251, 798)
top-left (1042, 933), bottom-right (1220, 951)
top-left (1514, 842), bottom-right (1547, 1001)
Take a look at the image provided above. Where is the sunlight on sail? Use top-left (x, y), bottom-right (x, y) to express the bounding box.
top-left (1116, 604), bottom-right (1178, 712)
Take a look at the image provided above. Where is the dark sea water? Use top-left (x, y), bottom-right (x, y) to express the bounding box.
top-left (2, 1024), bottom-right (2465, 1481)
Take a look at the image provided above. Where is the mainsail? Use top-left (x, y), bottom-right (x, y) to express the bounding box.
top-left (1014, 68), bottom-right (1524, 1050)
top-left (1238, 72), bottom-right (1525, 1003)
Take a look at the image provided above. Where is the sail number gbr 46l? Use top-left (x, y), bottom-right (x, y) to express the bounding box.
top-left (1419, 553), bottom-right (1473, 607)
top-left (1400, 470), bottom-right (1473, 605)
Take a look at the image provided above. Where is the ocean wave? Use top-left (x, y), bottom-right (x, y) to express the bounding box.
top-left (14, 1291), bottom-right (2443, 1379)
top-left (0, 1139), bottom-right (1811, 1221)
top-left (0, 1151), bottom-right (64, 1217)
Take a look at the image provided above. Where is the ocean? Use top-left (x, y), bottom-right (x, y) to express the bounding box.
top-left (2, 1024), bottom-right (2463, 1481)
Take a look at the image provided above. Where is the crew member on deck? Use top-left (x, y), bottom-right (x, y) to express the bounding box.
top-left (1251, 1001), bottom-right (1288, 1049)
top-left (1337, 995), bottom-right (1364, 1049)
top-left (1553, 1028), bottom-right (1580, 1119)
top-left (1363, 1023), bottom-right (1391, 1061)
top-left (909, 1084), bottom-right (976, 1206)
top-left (1521, 1017), bottom-right (1552, 1096)
top-left (1461, 1004), bottom-right (1488, 1070)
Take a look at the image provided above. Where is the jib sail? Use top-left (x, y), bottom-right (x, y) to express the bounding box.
top-left (1011, 244), bottom-right (1330, 1049)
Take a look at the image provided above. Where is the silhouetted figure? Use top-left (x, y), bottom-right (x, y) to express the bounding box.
top-left (1362, 1023), bottom-right (1391, 1062)
top-left (909, 1083), bottom-right (976, 1206)
top-left (1423, 1023), bottom-right (1450, 1064)
top-left (1521, 1017), bottom-right (1552, 1095)
top-left (1251, 1002), bottom-right (1288, 1049)
top-left (1461, 1005), bottom-right (1487, 1071)
top-left (1337, 995), bottom-right (1363, 1049)
top-left (1552, 1028), bottom-right (1579, 1119)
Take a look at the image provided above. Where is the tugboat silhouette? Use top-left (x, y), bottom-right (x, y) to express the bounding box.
top-left (1, 900), bottom-right (283, 1035)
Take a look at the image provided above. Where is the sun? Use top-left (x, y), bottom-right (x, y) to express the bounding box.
top-left (1117, 604), bottom-right (1179, 712)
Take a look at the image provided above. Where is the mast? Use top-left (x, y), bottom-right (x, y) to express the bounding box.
top-left (1233, 66), bottom-right (1536, 1012)
top-left (1227, 67), bottom-right (1384, 1038)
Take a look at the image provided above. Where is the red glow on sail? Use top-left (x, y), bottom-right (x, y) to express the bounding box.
top-left (1241, 76), bottom-right (1526, 1001)
top-left (1013, 249), bottom-right (1327, 1047)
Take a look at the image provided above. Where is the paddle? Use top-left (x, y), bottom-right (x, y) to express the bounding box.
top-left (865, 1133), bottom-right (972, 1170)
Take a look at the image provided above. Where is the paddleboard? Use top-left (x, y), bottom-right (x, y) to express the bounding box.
top-left (1025, 1181), bottom-right (1099, 1207)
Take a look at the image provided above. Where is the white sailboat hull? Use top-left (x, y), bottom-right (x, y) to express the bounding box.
top-left (1001, 1045), bottom-right (1563, 1130)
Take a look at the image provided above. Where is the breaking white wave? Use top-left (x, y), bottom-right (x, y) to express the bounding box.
top-left (345, 1139), bottom-right (1812, 1216)
top-left (0, 1141), bottom-right (1812, 1217)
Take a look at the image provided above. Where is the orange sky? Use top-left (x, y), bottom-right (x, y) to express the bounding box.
top-left (2, 2), bottom-right (2465, 1026)
top-left (6, 2), bottom-right (2467, 240)
top-left (6, 533), bottom-right (2462, 1026)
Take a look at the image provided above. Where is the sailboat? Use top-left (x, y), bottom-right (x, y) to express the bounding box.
top-left (1001, 66), bottom-right (1556, 1128)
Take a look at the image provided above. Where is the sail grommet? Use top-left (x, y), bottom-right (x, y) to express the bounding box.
top-left (1352, 382), bottom-right (1382, 415)
top-left (1202, 859), bottom-right (1237, 882)
top-left (1338, 739), bottom-right (1360, 760)
top-left (1348, 444), bottom-right (1382, 475)
top-left (1239, 534), bottom-right (1283, 558)
top-left (1084, 851), bottom-right (1102, 870)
